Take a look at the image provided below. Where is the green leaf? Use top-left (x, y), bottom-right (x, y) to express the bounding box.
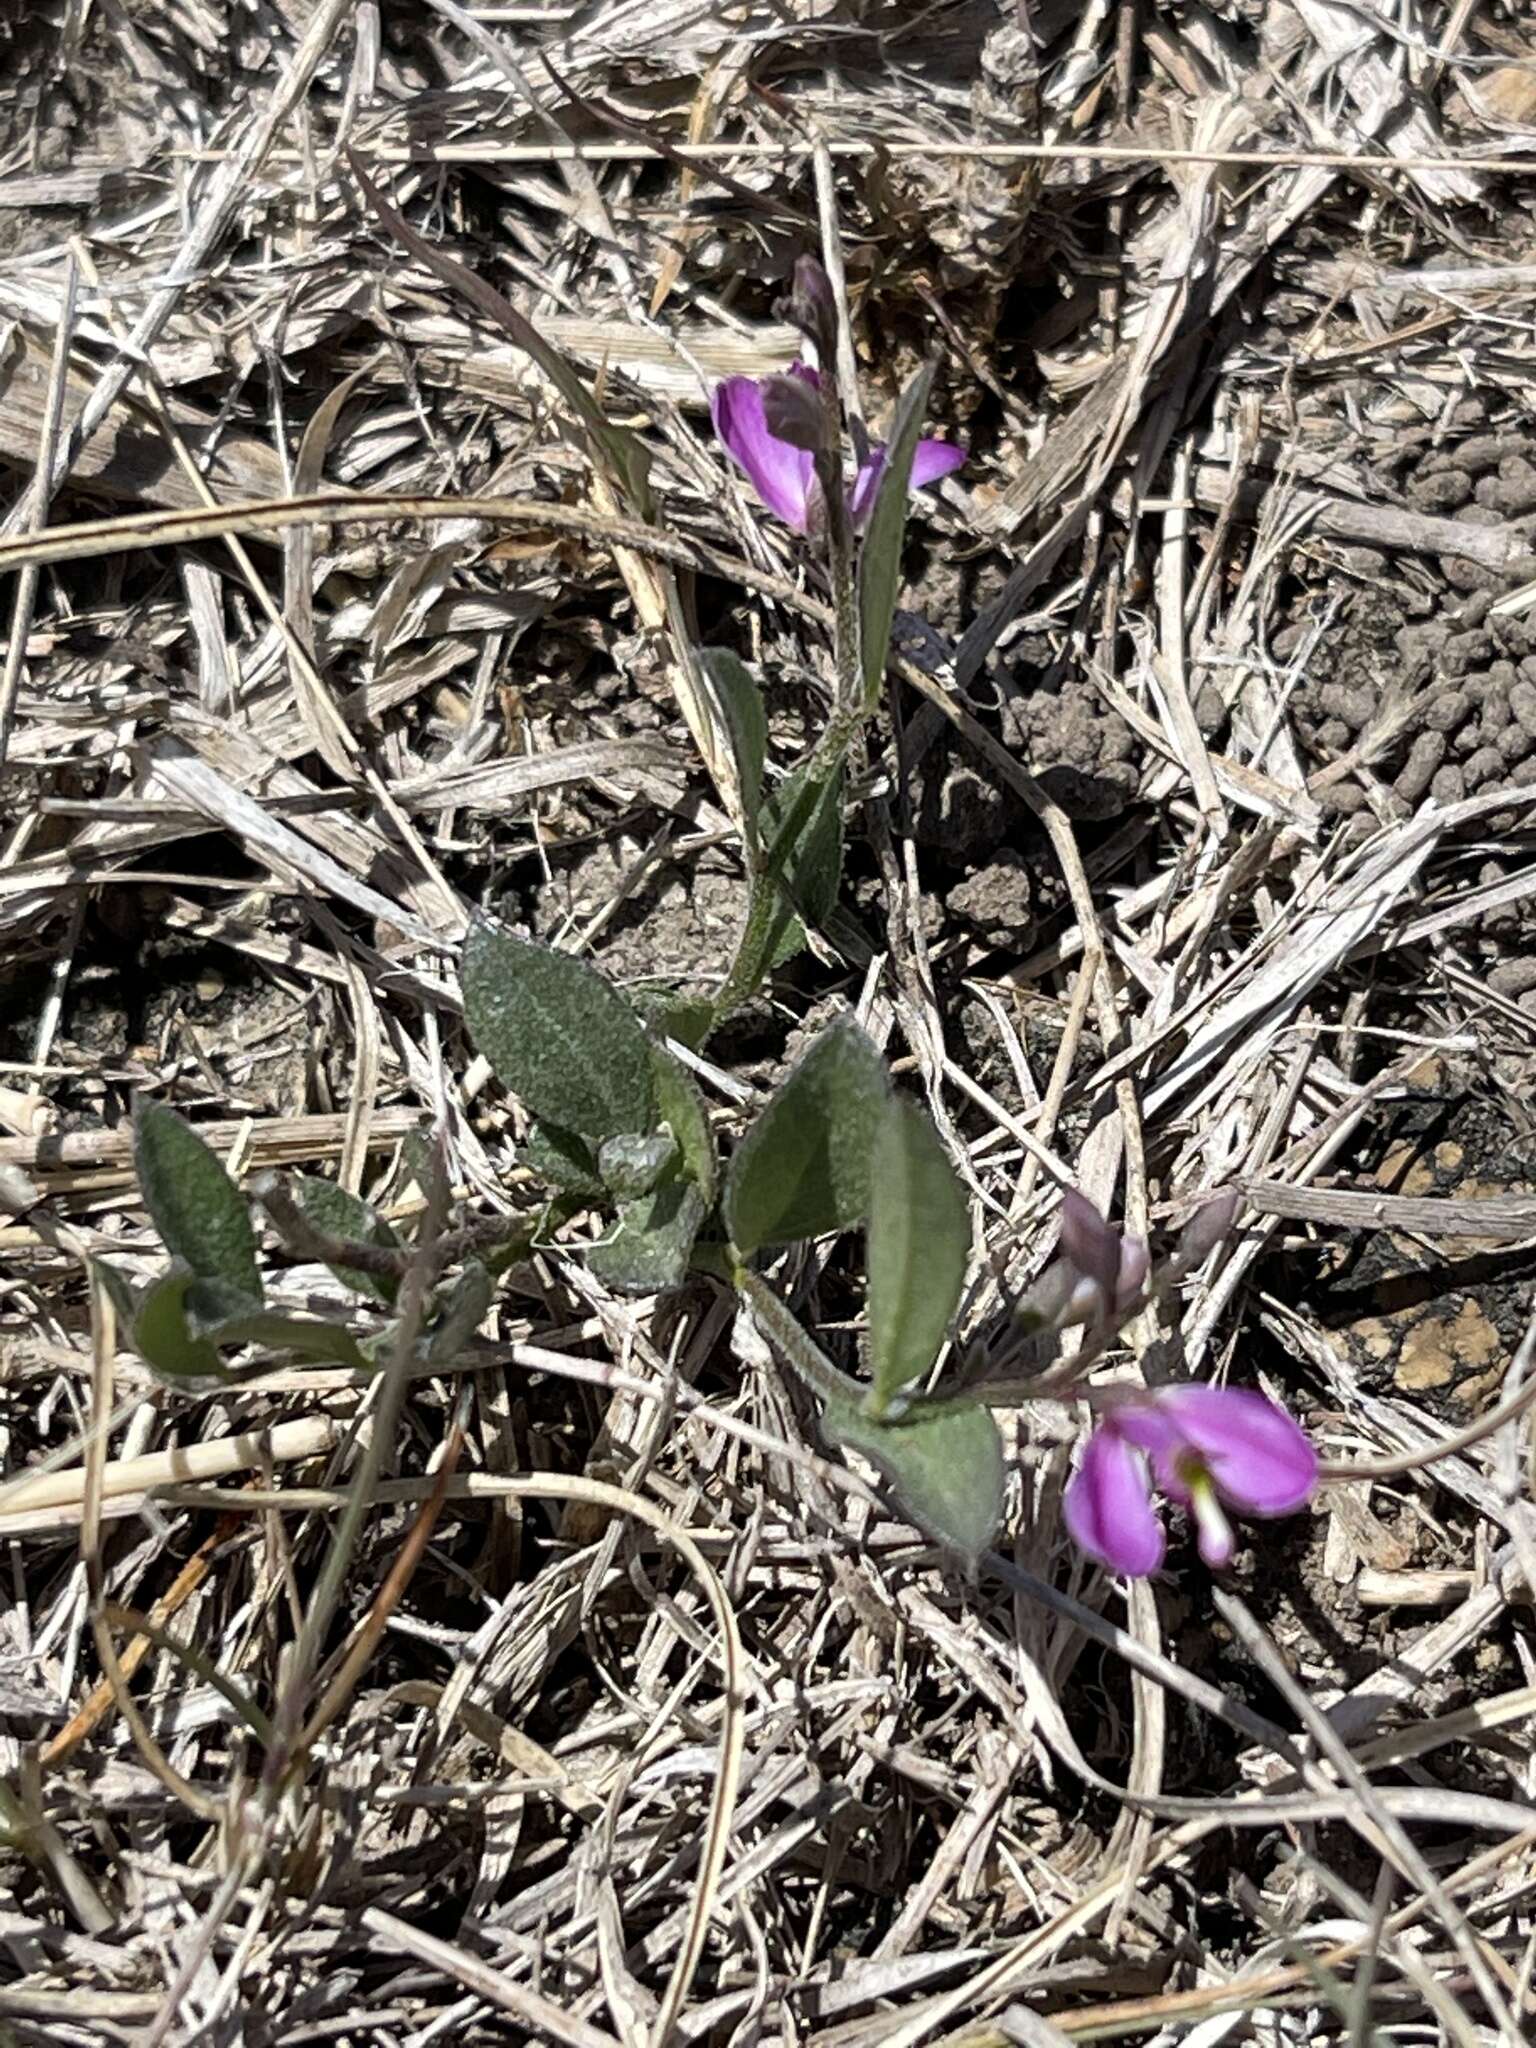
top-left (766, 910), bottom-right (809, 973)
top-left (724, 1015), bottom-right (888, 1255)
top-left (710, 764), bottom-right (845, 1026)
top-left (597, 1131), bottom-right (677, 1201)
top-left (586, 1180), bottom-right (705, 1295)
top-left (733, 1266), bottom-right (865, 1403)
top-left (764, 761), bottom-right (843, 928)
top-left (293, 1175), bottom-right (401, 1306)
top-left (132, 1263), bottom-right (231, 1382)
top-left (462, 918), bottom-right (655, 1141)
top-left (821, 1391), bottom-right (1003, 1563)
top-left (858, 361), bottom-right (936, 710)
top-left (867, 1097), bottom-right (970, 1412)
top-left (633, 990), bottom-right (717, 1051)
top-left (698, 647), bottom-right (767, 851)
top-left (132, 1100), bottom-right (262, 1309)
top-left (522, 1119), bottom-right (606, 1198)
top-left (650, 1044), bottom-right (715, 1201)
top-left (183, 1275), bottom-right (268, 1337)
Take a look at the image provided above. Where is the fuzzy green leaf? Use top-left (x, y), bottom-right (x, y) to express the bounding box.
top-left (698, 647), bottom-right (767, 849)
top-left (634, 990), bottom-right (717, 1051)
top-left (765, 761), bottom-right (843, 928)
top-left (191, 1308), bottom-right (369, 1369)
top-left (598, 1131), bottom-right (678, 1201)
top-left (132, 1263), bottom-right (231, 1382)
top-left (712, 765), bottom-right (845, 1023)
top-left (522, 1119), bottom-right (606, 1198)
top-left (462, 919), bottom-right (655, 1142)
top-left (867, 1097), bottom-right (970, 1411)
top-left (649, 1044), bottom-right (715, 1201)
top-left (724, 1015), bottom-right (888, 1255)
top-left (586, 1181), bottom-right (705, 1295)
top-left (293, 1175), bottom-right (401, 1305)
top-left (858, 361), bottom-right (936, 709)
top-left (420, 1262), bottom-right (494, 1367)
top-left (821, 1391), bottom-right (1003, 1563)
top-left (132, 1100), bottom-right (262, 1309)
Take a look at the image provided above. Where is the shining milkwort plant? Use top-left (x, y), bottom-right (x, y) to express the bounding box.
top-left (107, 252), bottom-right (1319, 1573)
top-left (110, 968), bottom-right (1317, 1571)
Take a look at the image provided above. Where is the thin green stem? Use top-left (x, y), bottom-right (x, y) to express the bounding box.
top-left (259, 1150), bottom-right (450, 1802)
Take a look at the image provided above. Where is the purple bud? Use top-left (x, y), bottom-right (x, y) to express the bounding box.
top-left (1058, 1190), bottom-right (1121, 1307)
top-left (781, 254), bottom-right (838, 358)
top-left (1115, 1234), bottom-right (1150, 1310)
top-left (791, 254), bottom-right (834, 312)
top-left (761, 372), bottom-right (826, 452)
top-left (1018, 1260), bottom-right (1083, 1333)
top-left (1176, 1189), bottom-right (1240, 1268)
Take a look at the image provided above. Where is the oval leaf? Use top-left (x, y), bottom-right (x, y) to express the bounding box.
top-left (821, 1391), bottom-right (1003, 1563)
top-left (867, 1097), bottom-right (970, 1411)
top-left (858, 361), bottom-right (935, 708)
top-left (133, 1263), bottom-right (231, 1382)
top-left (420, 1263), bottom-right (495, 1367)
top-left (462, 918), bottom-right (655, 1141)
top-left (635, 990), bottom-right (717, 1052)
top-left (586, 1182), bottom-right (705, 1296)
top-left (724, 1015), bottom-right (888, 1255)
top-left (764, 761), bottom-right (843, 927)
top-left (598, 1131), bottom-right (678, 1201)
top-left (133, 1100), bottom-right (262, 1308)
top-left (294, 1175), bottom-right (401, 1305)
top-left (522, 1118), bottom-right (606, 1198)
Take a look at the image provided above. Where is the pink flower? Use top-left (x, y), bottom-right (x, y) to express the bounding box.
top-left (1064, 1385), bottom-right (1318, 1577)
top-left (710, 367), bottom-right (964, 534)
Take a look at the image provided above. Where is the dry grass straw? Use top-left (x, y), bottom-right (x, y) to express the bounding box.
top-left (1, 0), bottom-right (1535, 2042)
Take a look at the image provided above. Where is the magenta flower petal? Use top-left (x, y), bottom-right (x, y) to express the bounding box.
top-left (849, 450), bottom-right (885, 527)
top-left (910, 437), bottom-right (966, 488)
top-left (711, 376), bottom-right (816, 531)
top-left (1112, 1397), bottom-right (1187, 1499)
top-left (1064, 1426), bottom-right (1166, 1577)
top-left (849, 437), bottom-right (965, 528)
top-left (1152, 1386), bottom-right (1318, 1517)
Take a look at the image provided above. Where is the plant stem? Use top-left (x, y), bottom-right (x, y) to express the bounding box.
top-left (258, 1147), bottom-right (449, 1802)
top-left (734, 1266), bottom-right (866, 1405)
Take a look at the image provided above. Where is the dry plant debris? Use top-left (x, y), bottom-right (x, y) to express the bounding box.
top-left (2, 1), bottom-right (1536, 2043)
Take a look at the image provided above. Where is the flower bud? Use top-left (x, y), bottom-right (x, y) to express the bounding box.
top-left (1176, 1189), bottom-right (1239, 1269)
top-left (1018, 1259), bottom-right (1100, 1332)
top-left (1115, 1234), bottom-right (1150, 1311)
top-left (780, 254), bottom-right (838, 360)
top-left (1058, 1190), bottom-right (1121, 1305)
